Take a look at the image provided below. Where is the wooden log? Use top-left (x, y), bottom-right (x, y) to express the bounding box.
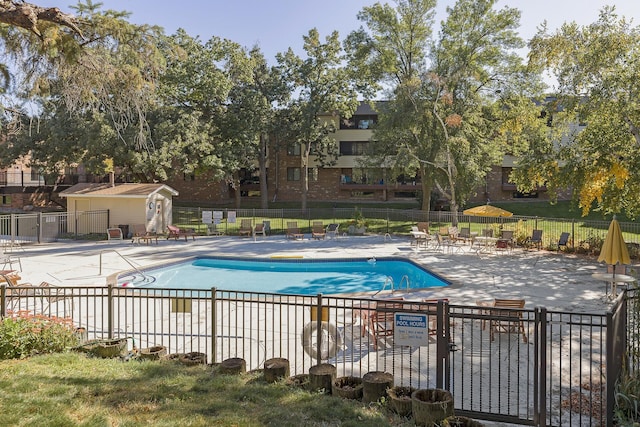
top-left (362, 371), bottom-right (394, 403)
top-left (412, 389), bottom-right (454, 427)
top-left (332, 376), bottom-right (363, 400)
top-left (264, 357), bottom-right (290, 383)
top-left (308, 363), bottom-right (336, 394)
top-left (219, 357), bottom-right (246, 374)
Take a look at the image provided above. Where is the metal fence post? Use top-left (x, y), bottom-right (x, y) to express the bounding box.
top-left (0, 284), bottom-right (5, 318)
top-left (211, 287), bottom-right (217, 366)
top-left (316, 294), bottom-right (323, 363)
top-left (107, 283), bottom-right (114, 338)
top-left (535, 307), bottom-right (547, 427)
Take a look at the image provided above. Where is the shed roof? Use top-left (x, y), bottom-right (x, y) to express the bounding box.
top-left (60, 183), bottom-right (178, 198)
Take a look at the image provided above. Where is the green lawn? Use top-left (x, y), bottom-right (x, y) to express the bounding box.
top-left (0, 353), bottom-right (411, 427)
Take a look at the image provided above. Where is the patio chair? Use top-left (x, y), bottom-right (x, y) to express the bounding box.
top-left (311, 221), bottom-right (326, 240)
top-left (555, 232), bottom-right (570, 252)
top-left (131, 224), bottom-right (158, 245)
top-left (416, 222), bottom-right (429, 233)
top-left (238, 219), bottom-right (253, 238)
top-left (496, 230), bottom-right (514, 253)
top-left (39, 281), bottom-right (74, 317)
top-left (107, 227), bottom-right (123, 241)
top-left (167, 225), bottom-right (196, 241)
top-left (525, 229), bottom-right (543, 250)
top-left (286, 221), bottom-right (302, 240)
top-left (253, 222), bottom-right (266, 239)
top-left (488, 298), bottom-right (528, 343)
top-left (326, 223), bottom-right (340, 239)
top-left (371, 300), bottom-right (406, 349)
top-left (457, 227), bottom-right (472, 244)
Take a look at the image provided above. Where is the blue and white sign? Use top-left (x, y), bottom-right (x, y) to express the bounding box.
top-left (394, 312), bottom-right (429, 347)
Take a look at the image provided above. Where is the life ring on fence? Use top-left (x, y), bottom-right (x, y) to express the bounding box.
top-left (302, 321), bottom-right (342, 360)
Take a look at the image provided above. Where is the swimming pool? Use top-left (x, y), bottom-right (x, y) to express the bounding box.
top-left (118, 257), bottom-right (450, 295)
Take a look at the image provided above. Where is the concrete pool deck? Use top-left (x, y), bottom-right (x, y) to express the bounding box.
top-left (12, 233), bottom-right (629, 313)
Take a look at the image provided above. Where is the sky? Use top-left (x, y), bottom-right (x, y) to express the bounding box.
top-left (56, 0), bottom-right (640, 64)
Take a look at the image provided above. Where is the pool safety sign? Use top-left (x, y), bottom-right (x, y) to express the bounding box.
top-left (394, 312), bottom-right (429, 347)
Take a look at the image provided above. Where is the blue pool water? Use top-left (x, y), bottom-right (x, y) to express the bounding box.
top-left (118, 257), bottom-right (450, 295)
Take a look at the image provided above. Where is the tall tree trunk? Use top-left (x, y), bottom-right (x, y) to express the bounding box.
top-left (420, 165), bottom-right (433, 212)
top-left (301, 143), bottom-right (310, 211)
top-left (259, 133), bottom-right (269, 209)
top-left (233, 172), bottom-right (241, 209)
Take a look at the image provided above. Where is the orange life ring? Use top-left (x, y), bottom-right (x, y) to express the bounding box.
top-left (301, 321), bottom-right (342, 360)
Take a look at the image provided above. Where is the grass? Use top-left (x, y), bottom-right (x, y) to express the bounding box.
top-left (0, 353), bottom-right (412, 427)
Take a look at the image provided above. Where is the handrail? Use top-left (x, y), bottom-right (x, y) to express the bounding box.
top-left (99, 249), bottom-right (147, 282)
top-left (399, 275), bottom-right (410, 290)
top-left (373, 276), bottom-right (394, 296)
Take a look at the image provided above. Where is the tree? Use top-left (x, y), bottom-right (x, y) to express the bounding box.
top-left (347, 0), bottom-right (529, 213)
top-left (522, 6), bottom-right (640, 218)
top-left (1, 1), bottom-right (165, 152)
top-left (277, 28), bottom-right (359, 210)
top-left (224, 47), bottom-right (289, 208)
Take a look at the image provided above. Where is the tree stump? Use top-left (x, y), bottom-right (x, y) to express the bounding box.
top-left (308, 363), bottom-right (336, 394)
top-left (332, 376), bottom-right (363, 400)
top-left (362, 371), bottom-right (394, 403)
top-left (387, 385), bottom-right (416, 417)
top-left (138, 345), bottom-right (167, 361)
top-left (180, 352), bottom-right (207, 366)
top-left (264, 357), bottom-right (290, 383)
top-left (443, 416), bottom-right (484, 427)
top-left (412, 388), bottom-right (454, 427)
top-left (219, 357), bottom-right (246, 374)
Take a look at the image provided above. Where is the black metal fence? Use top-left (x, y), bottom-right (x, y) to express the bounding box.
top-left (2, 284), bottom-right (637, 426)
top-left (173, 207), bottom-right (640, 255)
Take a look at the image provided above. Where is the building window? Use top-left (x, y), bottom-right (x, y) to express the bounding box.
top-left (1, 195), bottom-right (11, 205)
top-left (287, 144), bottom-right (301, 156)
top-left (340, 141), bottom-right (370, 156)
top-left (30, 169), bottom-right (41, 181)
top-left (340, 115), bottom-right (378, 130)
top-left (287, 167), bottom-right (301, 181)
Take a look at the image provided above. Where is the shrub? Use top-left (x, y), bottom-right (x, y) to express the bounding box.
top-left (0, 311), bottom-right (79, 359)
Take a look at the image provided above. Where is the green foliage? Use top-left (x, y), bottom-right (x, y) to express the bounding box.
top-left (615, 370), bottom-right (640, 425)
top-left (524, 6), bottom-right (640, 218)
top-left (0, 313), bottom-right (78, 359)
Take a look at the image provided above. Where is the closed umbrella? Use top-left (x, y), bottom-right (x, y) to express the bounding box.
top-left (597, 218), bottom-right (630, 271)
top-left (463, 205), bottom-right (513, 218)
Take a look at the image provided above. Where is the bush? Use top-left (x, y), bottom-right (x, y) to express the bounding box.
top-left (0, 312), bottom-right (79, 359)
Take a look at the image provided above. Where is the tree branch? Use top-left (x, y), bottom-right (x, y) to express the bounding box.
top-left (0, 0), bottom-right (83, 39)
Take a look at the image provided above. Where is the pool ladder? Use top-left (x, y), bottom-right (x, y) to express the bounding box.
top-left (99, 249), bottom-right (149, 283)
top-left (373, 275), bottom-right (410, 296)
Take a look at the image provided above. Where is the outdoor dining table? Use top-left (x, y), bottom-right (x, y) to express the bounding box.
top-left (410, 231), bottom-right (430, 249)
top-left (591, 272), bottom-right (637, 298)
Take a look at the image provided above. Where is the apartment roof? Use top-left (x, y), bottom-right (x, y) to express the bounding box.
top-left (60, 183), bottom-right (178, 198)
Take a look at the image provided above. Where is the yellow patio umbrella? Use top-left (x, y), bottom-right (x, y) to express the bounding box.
top-left (598, 217), bottom-right (630, 269)
top-left (463, 204), bottom-right (513, 218)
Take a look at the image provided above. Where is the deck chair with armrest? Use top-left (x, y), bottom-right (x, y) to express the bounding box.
top-left (238, 219), bottom-right (253, 238)
top-left (526, 229), bottom-right (543, 250)
top-left (131, 224), bottom-right (158, 245)
top-left (457, 227), bottom-right (472, 244)
top-left (107, 227), bottom-right (124, 241)
top-left (311, 221), bottom-right (326, 240)
top-left (167, 225), bottom-right (197, 241)
top-left (253, 222), bottom-right (266, 239)
top-left (416, 222), bottom-right (429, 233)
top-left (326, 223), bottom-right (340, 239)
top-left (488, 298), bottom-right (528, 343)
top-left (286, 221), bottom-right (301, 240)
top-left (371, 299), bottom-right (406, 350)
top-left (39, 281), bottom-right (74, 317)
top-left (496, 230), bottom-right (514, 253)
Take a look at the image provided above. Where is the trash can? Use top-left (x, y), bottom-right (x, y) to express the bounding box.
top-left (118, 224), bottom-right (130, 239)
